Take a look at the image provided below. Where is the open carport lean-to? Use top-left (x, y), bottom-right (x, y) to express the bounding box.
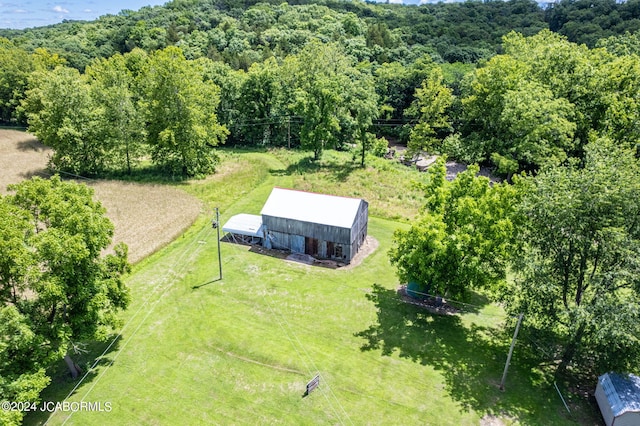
top-left (221, 213), bottom-right (265, 244)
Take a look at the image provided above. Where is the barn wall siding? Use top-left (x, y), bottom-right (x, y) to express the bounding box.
top-left (319, 241), bottom-right (327, 258)
top-left (265, 229), bottom-right (351, 260)
top-left (351, 201), bottom-right (369, 246)
top-left (267, 231), bottom-right (291, 251)
top-left (261, 198), bottom-right (368, 263)
top-left (263, 215), bottom-right (352, 245)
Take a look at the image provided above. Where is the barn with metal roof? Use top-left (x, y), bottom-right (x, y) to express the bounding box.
top-left (595, 372), bottom-right (640, 426)
top-left (260, 187), bottom-right (368, 263)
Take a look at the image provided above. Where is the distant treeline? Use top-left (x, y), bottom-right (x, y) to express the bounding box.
top-left (2, 0), bottom-right (640, 178)
top-left (1, 0), bottom-right (638, 70)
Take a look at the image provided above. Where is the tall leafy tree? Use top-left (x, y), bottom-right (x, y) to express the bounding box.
top-left (0, 305), bottom-right (51, 426)
top-left (597, 32), bottom-right (640, 56)
top-left (497, 81), bottom-right (576, 168)
top-left (141, 47), bottom-right (228, 177)
top-left (0, 176), bottom-right (130, 424)
top-left (406, 66), bottom-right (454, 154)
top-left (85, 53), bottom-right (146, 174)
top-left (236, 57), bottom-right (288, 146)
top-left (21, 65), bottom-right (104, 174)
top-left (285, 42), bottom-right (377, 160)
top-left (285, 42), bottom-right (346, 160)
top-left (389, 158), bottom-right (522, 300)
top-left (342, 62), bottom-right (379, 166)
top-left (505, 139), bottom-right (640, 375)
top-left (461, 30), bottom-right (640, 171)
top-left (599, 54), bottom-right (640, 152)
top-left (373, 55), bottom-right (437, 121)
top-left (0, 39), bottom-right (34, 124)
top-left (0, 200), bottom-right (52, 426)
top-left (500, 31), bottom-right (607, 146)
top-left (5, 176), bottom-right (131, 377)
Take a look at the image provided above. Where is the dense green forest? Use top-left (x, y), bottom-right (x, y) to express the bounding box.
top-left (2, 1), bottom-right (640, 422)
top-left (3, 0), bottom-right (640, 175)
top-left (0, 0), bottom-right (549, 69)
top-left (3, 0), bottom-right (640, 70)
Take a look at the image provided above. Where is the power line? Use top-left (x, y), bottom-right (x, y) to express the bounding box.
top-left (258, 277), bottom-right (353, 424)
top-left (53, 217), bottom-right (214, 425)
top-left (397, 287), bottom-right (514, 319)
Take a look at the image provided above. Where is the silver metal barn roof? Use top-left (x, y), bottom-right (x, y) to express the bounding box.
top-left (260, 187), bottom-right (363, 229)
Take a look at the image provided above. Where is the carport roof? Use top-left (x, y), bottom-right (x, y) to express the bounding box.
top-left (222, 214), bottom-right (264, 238)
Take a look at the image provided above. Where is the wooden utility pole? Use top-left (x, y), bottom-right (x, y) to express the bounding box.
top-left (500, 313), bottom-right (523, 391)
top-left (216, 207), bottom-right (222, 280)
top-left (212, 207), bottom-right (222, 280)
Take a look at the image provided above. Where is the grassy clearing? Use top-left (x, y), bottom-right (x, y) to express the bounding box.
top-left (267, 148), bottom-right (425, 222)
top-left (27, 149), bottom-right (597, 425)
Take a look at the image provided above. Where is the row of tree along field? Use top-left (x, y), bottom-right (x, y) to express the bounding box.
top-left (3, 29), bottom-right (640, 176)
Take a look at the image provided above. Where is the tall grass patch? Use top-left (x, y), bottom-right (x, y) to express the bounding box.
top-left (268, 149), bottom-right (425, 222)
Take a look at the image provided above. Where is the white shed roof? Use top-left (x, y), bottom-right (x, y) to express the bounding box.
top-left (222, 214), bottom-right (264, 238)
top-left (260, 188), bottom-right (363, 229)
top-left (599, 373), bottom-right (640, 417)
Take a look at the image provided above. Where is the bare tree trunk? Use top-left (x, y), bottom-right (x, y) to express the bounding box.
top-left (360, 133), bottom-right (366, 167)
top-left (64, 353), bottom-right (83, 379)
top-left (556, 322), bottom-right (586, 377)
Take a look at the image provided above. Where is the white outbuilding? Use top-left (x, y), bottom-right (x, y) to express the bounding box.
top-left (595, 372), bottom-right (640, 426)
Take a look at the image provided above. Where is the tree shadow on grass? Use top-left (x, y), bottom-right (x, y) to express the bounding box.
top-left (24, 336), bottom-right (123, 425)
top-left (16, 137), bottom-right (50, 152)
top-left (269, 155), bottom-right (359, 182)
top-left (355, 284), bottom-right (574, 424)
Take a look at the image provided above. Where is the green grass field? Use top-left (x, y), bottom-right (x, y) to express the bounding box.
top-left (27, 150), bottom-right (596, 425)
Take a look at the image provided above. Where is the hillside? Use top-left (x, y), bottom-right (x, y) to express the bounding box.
top-left (0, 0), bottom-right (546, 70)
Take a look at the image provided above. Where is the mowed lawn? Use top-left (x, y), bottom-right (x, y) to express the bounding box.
top-left (30, 151), bottom-right (590, 425)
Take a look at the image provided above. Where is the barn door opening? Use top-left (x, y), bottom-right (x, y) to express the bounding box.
top-left (305, 237), bottom-right (318, 256)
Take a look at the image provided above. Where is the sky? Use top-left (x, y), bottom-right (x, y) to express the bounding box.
top-left (0, 0), bottom-right (485, 30)
top-left (0, 0), bottom-right (170, 29)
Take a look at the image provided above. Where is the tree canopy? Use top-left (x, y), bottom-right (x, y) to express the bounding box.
top-left (284, 41), bottom-right (377, 160)
top-left (0, 176), bottom-right (130, 425)
top-left (460, 30), bottom-right (640, 172)
top-left (142, 46), bottom-right (228, 176)
top-left (21, 47), bottom-right (228, 177)
top-left (504, 140), bottom-right (640, 374)
top-left (389, 158), bottom-right (522, 300)
top-left (3, 2), bottom-right (640, 172)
